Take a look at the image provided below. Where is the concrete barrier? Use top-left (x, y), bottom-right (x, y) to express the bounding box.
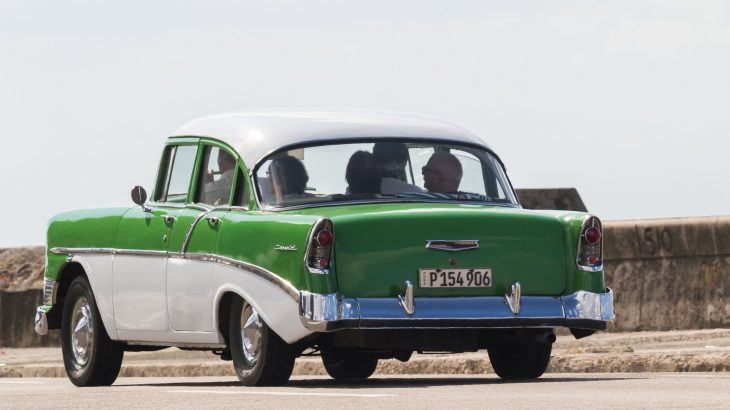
top-left (0, 289), bottom-right (59, 348)
top-left (1, 205), bottom-right (728, 346)
top-left (603, 217), bottom-right (730, 331)
top-left (515, 188), bottom-right (588, 212)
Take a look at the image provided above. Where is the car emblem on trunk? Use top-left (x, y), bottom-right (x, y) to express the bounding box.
top-left (425, 240), bottom-right (479, 251)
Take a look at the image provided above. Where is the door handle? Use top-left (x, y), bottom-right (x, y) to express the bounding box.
top-left (164, 215), bottom-right (177, 224)
top-left (206, 216), bottom-right (221, 225)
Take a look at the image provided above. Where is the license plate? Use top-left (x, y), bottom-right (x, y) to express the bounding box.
top-left (418, 268), bottom-right (493, 288)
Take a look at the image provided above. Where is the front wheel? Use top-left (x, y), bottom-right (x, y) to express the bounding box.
top-left (61, 276), bottom-right (124, 386)
top-left (229, 297), bottom-right (295, 386)
top-left (487, 342), bottom-right (552, 380)
top-left (321, 348), bottom-right (379, 380)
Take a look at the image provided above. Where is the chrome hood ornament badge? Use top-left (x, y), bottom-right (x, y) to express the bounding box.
top-left (425, 240), bottom-right (479, 252)
top-left (505, 281), bottom-right (521, 315)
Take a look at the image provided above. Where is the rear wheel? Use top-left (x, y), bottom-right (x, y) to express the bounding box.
top-left (229, 297), bottom-right (295, 386)
top-left (321, 348), bottom-right (379, 380)
top-left (61, 276), bottom-right (124, 386)
top-left (487, 342), bottom-right (552, 379)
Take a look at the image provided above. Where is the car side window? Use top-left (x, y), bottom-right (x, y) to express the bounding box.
top-left (162, 145), bottom-right (198, 203)
top-left (196, 146), bottom-right (236, 206)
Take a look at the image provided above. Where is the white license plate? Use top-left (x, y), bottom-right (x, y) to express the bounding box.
top-left (418, 268), bottom-right (493, 288)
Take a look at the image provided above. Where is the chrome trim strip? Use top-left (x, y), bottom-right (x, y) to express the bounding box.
top-left (179, 210), bottom-right (211, 254)
top-left (425, 239), bottom-right (480, 252)
top-left (50, 247), bottom-right (299, 300)
top-left (299, 288), bottom-right (615, 332)
top-left (51, 247), bottom-right (167, 257)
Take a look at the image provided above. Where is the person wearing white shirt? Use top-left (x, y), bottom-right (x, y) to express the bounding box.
top-left (203, 151), bottom-right (236, 206)
top-left (372, 142), bottom-right (423, 195)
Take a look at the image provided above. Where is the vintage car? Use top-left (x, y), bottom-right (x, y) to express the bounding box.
top-left (35, 110), bottom-right (614, 386)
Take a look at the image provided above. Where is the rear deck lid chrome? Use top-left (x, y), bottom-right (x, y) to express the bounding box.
top-left (426, 240), bottom-right (480, 251)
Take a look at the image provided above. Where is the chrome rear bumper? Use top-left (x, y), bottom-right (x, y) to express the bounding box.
top-left (299, 288), bottom-right (615, 332)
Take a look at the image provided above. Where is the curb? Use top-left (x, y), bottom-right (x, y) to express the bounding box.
top-left (2, 352), bottom-right (729, 378)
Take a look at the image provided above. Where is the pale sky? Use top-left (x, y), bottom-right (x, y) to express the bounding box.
top-left (1, 1), bottom-right (728, 247)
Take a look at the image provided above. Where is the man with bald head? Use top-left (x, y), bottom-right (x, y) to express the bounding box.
top-left (422, 152), bottom-right (463, 193)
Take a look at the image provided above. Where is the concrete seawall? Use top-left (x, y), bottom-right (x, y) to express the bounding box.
top-left (1, 216), bottom-right (728, 347)
top-left (604, 216), bottom-right (730, 331)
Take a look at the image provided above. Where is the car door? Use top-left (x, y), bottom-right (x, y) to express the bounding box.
top-left (113, 143), bottom-right (198, 332)
top-left (166, 144), bottom-right (243, 332)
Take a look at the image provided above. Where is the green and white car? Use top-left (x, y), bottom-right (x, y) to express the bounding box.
top-left (35, 110), bottom-right (614, 386)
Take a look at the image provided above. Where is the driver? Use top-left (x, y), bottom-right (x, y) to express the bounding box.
top-left (422, 152), bottom-right (463, 193)
top-left (203, 151), bottom-right (236, 205)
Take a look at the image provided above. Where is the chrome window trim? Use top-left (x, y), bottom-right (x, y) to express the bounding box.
top-left (50, 247), bottom-right (298, 300)
top-left (256, 198), bottom-right (521, 213)
top-left (250, 137), bottom-right (516, 212)
top-left (160, 145), bottom-right (177, 202)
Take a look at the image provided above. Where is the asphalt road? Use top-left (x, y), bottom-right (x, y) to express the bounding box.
top-left (1, 374), bottom-right (729, 409)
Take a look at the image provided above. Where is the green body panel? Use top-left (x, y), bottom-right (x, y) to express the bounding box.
top-left (215, 211), bottom-right (333, 293)
top-left (291, 203), bottom-right (604, 297)
top-left (44, 201), bottom-right (603, 300)
top-left (45, 207), bottom-right (130, 281)
top-left (185, 210), bottom-right (229, 254)
top-left (115, 207), bottom-right (172, 252)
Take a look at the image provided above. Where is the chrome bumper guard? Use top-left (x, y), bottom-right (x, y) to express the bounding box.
top-left (35, 305), bottom-right (51, 336)
top-left (299, 288), bottom-right (615, 332)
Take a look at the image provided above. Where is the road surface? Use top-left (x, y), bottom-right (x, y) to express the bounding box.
top-left (1, 373), bottom-right (729, 409)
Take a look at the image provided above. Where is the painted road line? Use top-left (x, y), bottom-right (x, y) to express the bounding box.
top-left (168, 390), bottom-right (394, 398)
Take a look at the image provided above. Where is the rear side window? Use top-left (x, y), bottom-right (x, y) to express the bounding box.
top-left (158, 145), bottom-right (198, 203)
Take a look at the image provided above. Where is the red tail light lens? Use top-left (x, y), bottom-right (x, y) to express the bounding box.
top-left (306, 219), bottom-right (333, 274)
top-left (577, 216), bottom-right (602, 272)
top-left (316, 230), bottom-right (333, 246)
top-left (584, 227), bottom-right (601, 244)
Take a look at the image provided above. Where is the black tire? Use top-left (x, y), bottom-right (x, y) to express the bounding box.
top-left (321, 348), bottom-right (379, 380)
top-left (229, 297), bottom-right (295, 386)
top-left (61, 276), bottom-right (124, 386)
top-left (487, 342), bottom-right (552, 380)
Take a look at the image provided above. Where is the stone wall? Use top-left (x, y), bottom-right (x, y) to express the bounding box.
top-left (1, 190), bottom-right (728, 346)
top-left (604, 217), bottom-right (730, 331)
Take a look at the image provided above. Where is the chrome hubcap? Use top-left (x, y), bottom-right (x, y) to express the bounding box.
top-left (240, 304), bottom-right (262, 365)
top-left (70, 297), bottom-right (94, 369)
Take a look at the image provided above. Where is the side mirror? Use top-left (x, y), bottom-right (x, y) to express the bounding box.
top-left (131, 186), bottom-right (151, 211)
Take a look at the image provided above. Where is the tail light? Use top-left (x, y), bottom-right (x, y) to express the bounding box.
top-left (306, 218), bottom-right (334, 274)
top-left (577, 216), bottom-right (603, 272)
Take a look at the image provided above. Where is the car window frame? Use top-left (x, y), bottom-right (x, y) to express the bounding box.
top-left (251, 137), bottom-right (518, 211)
top-left (188, 138), bottom-right (251, 211)
top-left (151, 138), bottom-right (202, 205)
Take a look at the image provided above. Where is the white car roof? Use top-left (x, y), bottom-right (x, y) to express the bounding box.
top-left (170, 110), bottom-right (492, 168)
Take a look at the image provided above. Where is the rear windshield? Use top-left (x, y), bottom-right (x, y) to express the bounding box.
top-left (254, 140), bottom-right (517, 208)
